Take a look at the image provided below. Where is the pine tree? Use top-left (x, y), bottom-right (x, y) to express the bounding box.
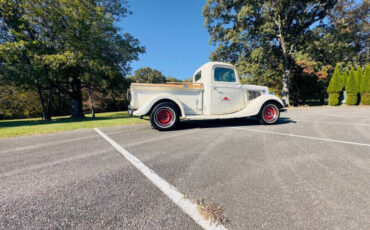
top-left (327, 66), bottom-right (341, 93)
top-left (355, 66), bottom-right (363, 89)
top-left (327, 66), bottom-right (341, 105)
top-left (355, 66), bottom-right (363, 102)
top-left (361, 65), bottom-right (370, 105)
top-left (329, 93), bottom-right (340, 106)
top-left (346, 67), bottom-right (359, 105)
top-left (340, 72), bottom-right (348, 91)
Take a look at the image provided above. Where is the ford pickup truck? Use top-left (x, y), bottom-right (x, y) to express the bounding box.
top-left (128, 62), bottom-right (284, 130)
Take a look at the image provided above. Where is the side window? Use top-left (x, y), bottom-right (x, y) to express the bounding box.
top-left (194, 71), bottom-right (201, 82)
top-left (214, 67), bottom-right (236, 82)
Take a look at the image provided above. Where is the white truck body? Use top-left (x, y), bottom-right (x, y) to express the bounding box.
top-left (129, 62), bottom-right (284, 121)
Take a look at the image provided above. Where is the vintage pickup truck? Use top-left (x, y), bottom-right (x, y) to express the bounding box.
top-left (128, 62), bottom-right (284, 130)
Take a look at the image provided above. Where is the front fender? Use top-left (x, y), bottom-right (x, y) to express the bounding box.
top-left (244, 94), bottom-right (284, 116)
top-left (133, 93), bottom-right (186, 117)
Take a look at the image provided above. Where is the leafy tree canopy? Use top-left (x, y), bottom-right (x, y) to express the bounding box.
top-left (128, 67), bottom-right (166, 83)
top-left (203, 0), bottom-right (337, 105)
top-left (0, 0), bottom-right (144, 119)
top-left (166, 76), bottom-right (182, 82)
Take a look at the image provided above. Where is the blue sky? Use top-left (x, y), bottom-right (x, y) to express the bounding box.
top-left (118, 0), bottom-right (213, 80)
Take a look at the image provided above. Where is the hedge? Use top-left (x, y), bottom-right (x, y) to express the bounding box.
top-left (361, 65), bottom-right (370, 104)
top-left (360, 65), bottom-right (368, 93)
top-left (327, 66), bottom-right (341, 93)
top-left (327, 63), bottom-right (369, 106)
top-left (328, 93), bottom-right (340, 106)
top-left (362, 93), bottom-right (370, 105)
top-left (355, 66), bottom-right (362, 90)
top-left (346, 93), bottom-right (358, 105)
top-left (346, 67), bottom-right (358, 93)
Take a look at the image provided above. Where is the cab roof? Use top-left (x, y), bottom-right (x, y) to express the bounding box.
top-left (193, 62), bottom-right (235, 76)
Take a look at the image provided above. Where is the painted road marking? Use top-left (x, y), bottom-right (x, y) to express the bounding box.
top-left (94, 128), bottom-right (228, 230)
top-left (231, 127), bottom-right (370, 147)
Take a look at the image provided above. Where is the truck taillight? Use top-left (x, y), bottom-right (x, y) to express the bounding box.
top-left (127, 89), bottom-right (131, 102)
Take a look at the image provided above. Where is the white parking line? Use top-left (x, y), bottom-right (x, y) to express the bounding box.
top-left (231, 127), bottom-right (370, 147)
top-left (94, 128), bottom-right (228, 230)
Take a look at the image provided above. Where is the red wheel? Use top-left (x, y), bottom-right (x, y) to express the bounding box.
top-left (154, 108), bottom-right (175, 127)
top-left (258, 103), bottom-right (280, 124)
top-left (263, 106), bottom-right (277, 122)
top-left (150, 102), bottom-right (179, 130)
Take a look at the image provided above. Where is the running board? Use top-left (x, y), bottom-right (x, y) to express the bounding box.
top-left (184, 105), bottom-right (256, 120)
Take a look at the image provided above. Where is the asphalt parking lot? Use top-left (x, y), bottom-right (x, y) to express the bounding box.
top-left (1, 107), bottom-right (369, 230)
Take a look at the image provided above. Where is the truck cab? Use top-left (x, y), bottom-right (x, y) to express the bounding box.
top-left (128, 62), bottom-right (284, 130)
top-left (193, 62), bottom-right (267, 115)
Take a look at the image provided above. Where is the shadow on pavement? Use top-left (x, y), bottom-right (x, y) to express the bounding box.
top-left (175, 117), bottom-right (295, 130)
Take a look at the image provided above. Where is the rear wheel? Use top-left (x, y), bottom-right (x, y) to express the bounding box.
top-left (150, 102), bottom-right (179, 131)
top-left (257, 103), bottom-right (280, 125)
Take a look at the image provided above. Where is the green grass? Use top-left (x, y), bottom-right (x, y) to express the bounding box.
top-left (0, 111), bottom-right (147, 138)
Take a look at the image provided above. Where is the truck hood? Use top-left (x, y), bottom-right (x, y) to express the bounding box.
top-left (241, 84), bottom-right (269, 95)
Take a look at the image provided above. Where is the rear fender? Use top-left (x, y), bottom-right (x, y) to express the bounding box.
top-left (133, 94), bottom-right (186, 117)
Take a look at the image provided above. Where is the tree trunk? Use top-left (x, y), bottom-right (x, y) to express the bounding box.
top-left (281, 51), bottom-right (291, 107)
top-left (88, 88), bottom-right (95, 118)
top-left (36, 81), bottom-right (49, 120)
top-left (275, 17), bottom-right (291, 106)
top-left (69, 75), bottom-right (84, 118)
top-left (46, 85), bottom-right (53, 120)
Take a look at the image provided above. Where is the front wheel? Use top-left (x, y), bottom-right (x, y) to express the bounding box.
top-left (150, 102), bottom-right (179, 131)
top-left (257, 103), bottom-right (280, 125)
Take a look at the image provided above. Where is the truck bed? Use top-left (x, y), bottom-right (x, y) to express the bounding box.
top-left (131, 82), bottom-right (203, 89)
top-left (130, 82), bottom-right (204, 115)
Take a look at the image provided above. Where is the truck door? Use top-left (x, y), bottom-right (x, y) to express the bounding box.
top-left (211, 67), bottom-right (243, 115)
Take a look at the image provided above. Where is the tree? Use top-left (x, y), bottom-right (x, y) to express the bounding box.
top-left (355, 65), bottom-right (362, 90)
top-left (339, 71), bottom-right (347, 91)
top-left (327, 66), bottom-right (342, 93)
top-left (203, 0), bottom-right (336, 106)
top-left (327, 65), bottom-right (341, 105)
top-left (361, 65), bottom-right (370, 105)
top-left (303, 0), bottom-right (369, 69)
top-left (0, 0), bottom-right (144, 119)
top-left (0, 84), bottom-right (41, 119)
top-left (346, 67), bottom-right (358, 105)
top-left (129, 67), bottom-right (166, 83)
top-left (166, 76), bottom-right (182, 82)
top-left (183, 76), bottom-right (193, 83)
top-left (328, 0), bottom-right (369, 64)
top-left (238, 46), bottom-right (283, 96)
top-left (0, 0), bottom-right (55, 119)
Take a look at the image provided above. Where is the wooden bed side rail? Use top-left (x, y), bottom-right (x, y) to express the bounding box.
top-left (130, 82), bottom-right (203, 89)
